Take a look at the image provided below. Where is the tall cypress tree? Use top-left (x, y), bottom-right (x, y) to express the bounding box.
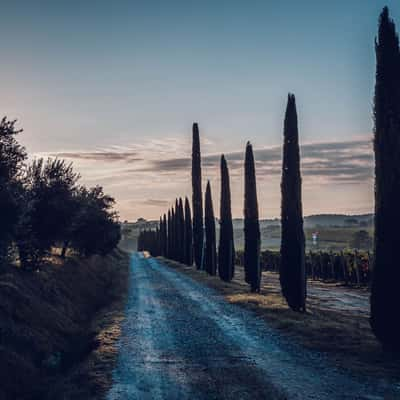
top-left (244, 142), bottom-right (261, 292)
top-left (163, 213), bottom-right (168, 257)
top-left (178, 198), bottom-right (185, 262)
top-left (371, 7), bottom-right (400, 350)
top-left (192, 122), bottom-right (204, 269)
top-left (204, 181), bottom-right (217, 275)
top-left (218, 155), bottom-right (235, 281)
top-left (184, 197), bottom-right (193, 266)
top-left (171, 206), bottom-right (176, 261)
top-left (280, 94), bottom-right (306, 312)
top-left (155, 226), bottom-right (160, 256)
top-left (159, 216), bottom-right (164, 256)
top-left (167, 209), bottom-right (172, 259)
top-left (174, 199), bottom-right (179, 261)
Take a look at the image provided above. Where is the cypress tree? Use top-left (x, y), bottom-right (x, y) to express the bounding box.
top-left (371, 7), bottom-right (400, 351)
top-left (175, 199), bottom-right (180, 261)
top-left (167, 209), bottom-right (172, 258)
top-left (155, 226), bottom-right (160, 256)
top-left (218, 155), bottom-right (235, 281)
top-left (192, 122), bottom-right (204, 269)
top-left (160, 215), bottom-right (166, 257)
top-left (184, 197), bottom-right (193, 266)
top-left (280, 94), bottom-right (306, 312)
top-left (158, 217), bottom-right (164, 255)
top-left (171, 206), bottom-right (176, 260)
top-left (178, 198), bottom-right (185, 262)
top-left (162, 213), bottom-right (168, 256)
top-left (137, 230), bottom-right (143, 251)
top-left (244, 142), bottom-right (261, 292)
top-left (204, 181), bottom-right (217, 275)
top-left (174, 199), bottom-right (181, 262)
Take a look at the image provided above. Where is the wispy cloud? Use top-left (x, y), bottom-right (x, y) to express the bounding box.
top-left (52, 151), bottom-right (142, 162)
top-left (36, 136), bottom-right (373, 219)
top-left (142, 199), bottom-right (171, 207)
top-left (124, 137), bottom-right (373, 185)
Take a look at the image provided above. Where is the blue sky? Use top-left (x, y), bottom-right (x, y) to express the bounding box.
top-left (0, 1), bottom-right (397, 220)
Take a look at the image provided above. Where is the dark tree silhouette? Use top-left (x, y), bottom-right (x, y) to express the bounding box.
top-left (204, 181), bottom-right (217, 275)
top-left (159, 216), bottom-right (164, 256)
top-left (171, 206), bottom-right (176, 261)
top-left (184, 197), bottom-right (193, 266)
top-left (0, 118), bottom-right (120, 267)
top-left (162, 213), bottom-right (168, 256)
top-left (0, 118), bottom-right (26, 262)
top-left (218, 155), bottom-right (235, 281)
top-left (178, 197), bottom-right (185, 262)
top-left (244, 142), bottom-right (261, 292)
top-left (192, 122), bottom-right (204, 269)
top-left (280, 94), bottom-right (306, 312)
top-left (137, 229), bottom-right (159, 256)
top-left (167, 209), bottom-right (172, 258)
top-left (174, 200), bottom-right (180, 262)
top-left (16, 158), bottom-right (80, 267)
top-left (371, 7), bottom-right (400, 350)
top-left (67, 186), bottom-right (120, 258)
top-left (159, 215), bottom-right (168, 257)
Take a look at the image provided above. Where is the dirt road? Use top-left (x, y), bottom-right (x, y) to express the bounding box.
top-left (106, 253), bottom-right (398, 399)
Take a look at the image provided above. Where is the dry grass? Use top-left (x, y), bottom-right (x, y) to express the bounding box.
top-left (160, 257), bottom-right (400, 380)
top-left (44, 248), bottom-right (131, 400)
top-left (0, 248), bottom-right (130, 400)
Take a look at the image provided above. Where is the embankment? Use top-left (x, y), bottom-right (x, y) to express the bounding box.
top-left (0, 248), bottom-right (130, 400)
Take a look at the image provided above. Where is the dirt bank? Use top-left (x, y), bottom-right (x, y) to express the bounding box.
top-left (0, 248), bottom-right (129, 400)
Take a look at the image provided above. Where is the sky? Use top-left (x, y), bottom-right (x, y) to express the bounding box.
top-left (0, 0), bottom-right (398, 221)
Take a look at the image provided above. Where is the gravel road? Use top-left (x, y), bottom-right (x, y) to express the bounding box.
top-left (106, 253), bottom-right (399, 400)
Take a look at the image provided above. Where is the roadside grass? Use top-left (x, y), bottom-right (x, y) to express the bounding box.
top-left (0, 247), bottom-right (130, 400)
top-left (159, 257), bottom-right (400, 380)
top-left (47, 248), bottom-right (131, 400)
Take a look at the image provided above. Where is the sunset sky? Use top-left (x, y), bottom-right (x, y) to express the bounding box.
top-left (1, 0), bottom-right (397, 221)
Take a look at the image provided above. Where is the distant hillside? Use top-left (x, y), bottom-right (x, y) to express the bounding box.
top-left (129, 214), bottom-right (373, 229)
top-left (303, 213), bottom-right (373, 228)
top-left (122, 213), bottom-right (374, 252)
top-left (232, 214), bottom-right (373, 229)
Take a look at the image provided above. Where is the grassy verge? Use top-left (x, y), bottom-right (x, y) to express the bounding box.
top-left (0, 248), bottom-right (130, 400)
top-left (160, 257), bottom-right (400, 380)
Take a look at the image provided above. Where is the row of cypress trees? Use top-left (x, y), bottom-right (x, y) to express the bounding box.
top-left (138, 197), bottom-right (194, 264)
top-left (140, 6), bottom-right (398, 349)
top-left (150, 124), bottom-right (236, 281)
top-left (140, 101), bottom-right (306, 309)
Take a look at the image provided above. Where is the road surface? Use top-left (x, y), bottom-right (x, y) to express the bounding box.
top-left (107, 253), bottom-right (398, 399)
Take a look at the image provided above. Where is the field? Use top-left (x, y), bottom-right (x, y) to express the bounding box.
top-left (122, 213), bottom-right (374, 252)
